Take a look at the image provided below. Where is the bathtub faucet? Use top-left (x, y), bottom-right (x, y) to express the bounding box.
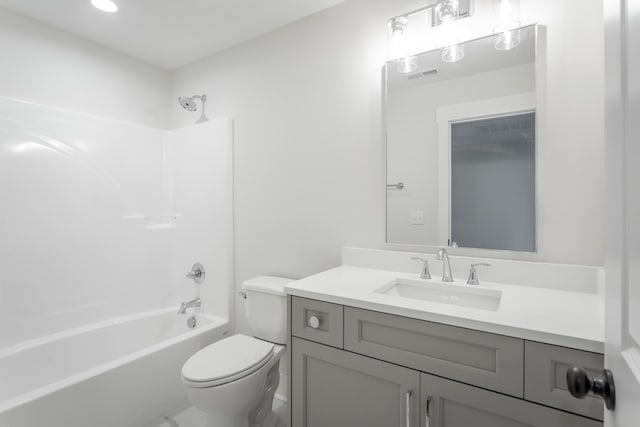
top-left (177, 298), bottom-right (201, 314)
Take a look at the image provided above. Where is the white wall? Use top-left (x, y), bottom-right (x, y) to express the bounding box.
top-left (527, 0), bottom-right (605, 267)
top-left (0, 7), bottom-right (171, 128)
top-left (170, 0), bottom-right (605, 335)
top-left (171, 0), bottom-right (412, 334)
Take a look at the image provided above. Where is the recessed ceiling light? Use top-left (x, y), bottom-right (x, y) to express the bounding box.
top-left (91, 0), bottom-right (118, 13)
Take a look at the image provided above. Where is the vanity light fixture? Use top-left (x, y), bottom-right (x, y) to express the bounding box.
top-left (387, 17), bottom-right (418, 74)
top-left (436, 0), bottom-right (465, 63)
top-left (493, 0), bottom-right (521, 50)
top-left (387, 0), bottom-right (471, 68)
top-left (91, 0), bottom-right (118, 13)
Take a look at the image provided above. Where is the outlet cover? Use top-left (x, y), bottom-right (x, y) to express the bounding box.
top-left (411, 210), bottom-right (424, 225)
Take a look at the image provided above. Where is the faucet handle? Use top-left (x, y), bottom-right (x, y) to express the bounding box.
top-left (411, 257), bottom-right (431, 280)
top-left (467, 263), bottom-right (490, 285)
top-left (186, 263), bottom-right (205, 284)
top-left (471, 263), bottom-right (491, 269)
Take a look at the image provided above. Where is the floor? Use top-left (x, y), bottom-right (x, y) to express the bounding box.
top-left (149, 397), bottom-right (289, 427)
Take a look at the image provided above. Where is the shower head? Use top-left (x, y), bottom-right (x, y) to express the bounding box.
top-left (178, 96), bottom-right (197, 112)
top-left (178, 94), bottom-right (209, 123)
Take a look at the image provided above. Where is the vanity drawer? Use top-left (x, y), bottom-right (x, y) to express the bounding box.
top-left (344, 307), bottom-right (524, 397)
top-left (525, 341), bottom-right (604, 420)
top-left (291, 297), bottom-right (343, 348)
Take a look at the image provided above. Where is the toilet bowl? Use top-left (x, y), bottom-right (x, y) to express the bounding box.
top-left (182, 334), bottom-right (285, 427)
top-left (181, 276), bottom-right (292, 427)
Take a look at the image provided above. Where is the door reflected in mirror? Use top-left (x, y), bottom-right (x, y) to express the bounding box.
top-left (451, 112), bottom-right (535, 252)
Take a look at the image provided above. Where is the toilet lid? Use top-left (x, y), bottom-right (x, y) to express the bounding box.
top-left (182, 334), bottom-right (274, 384)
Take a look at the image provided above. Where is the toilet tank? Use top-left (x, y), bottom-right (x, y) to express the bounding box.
top-left (242, 276), bottom-right (293, 344)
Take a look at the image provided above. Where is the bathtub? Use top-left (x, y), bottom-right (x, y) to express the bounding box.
top-left (0, 308), bottom-right (229, 427)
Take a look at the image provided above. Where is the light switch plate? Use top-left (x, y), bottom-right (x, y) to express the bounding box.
top-left (411, 210), bottom-right (424, 225)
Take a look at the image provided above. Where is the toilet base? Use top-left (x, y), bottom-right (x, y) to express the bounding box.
top-left (203, 414), bottom-right (284, 427)
top-left (201, 363), bottom-right (283, 427)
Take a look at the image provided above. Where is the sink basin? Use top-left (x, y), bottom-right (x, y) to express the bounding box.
top-left (375, 278), bottom-right (502, 311)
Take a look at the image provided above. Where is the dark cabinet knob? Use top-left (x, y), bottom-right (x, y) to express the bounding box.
top-left (566, 366), bottom-right (616, 410)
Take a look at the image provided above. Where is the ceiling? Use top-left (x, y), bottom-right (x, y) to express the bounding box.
top-left (0, 0), bottom-right (348, 70)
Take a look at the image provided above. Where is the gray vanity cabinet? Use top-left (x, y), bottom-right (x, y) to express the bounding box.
top-left (289, 297), bottom-right (603, 427)
top-left (291, 337), bottom-right (421, 427)
top-left (420, 373), bottom-right (601, 427)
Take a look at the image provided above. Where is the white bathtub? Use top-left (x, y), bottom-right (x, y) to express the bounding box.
top-left (0, 309), bottom-right (229, 427)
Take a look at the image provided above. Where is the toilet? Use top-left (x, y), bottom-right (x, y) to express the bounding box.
top-left (181, 276), bottom-right (292, 427)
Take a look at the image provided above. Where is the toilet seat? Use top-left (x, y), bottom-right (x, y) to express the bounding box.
top-left (182, 334), bottom-right (275, 388)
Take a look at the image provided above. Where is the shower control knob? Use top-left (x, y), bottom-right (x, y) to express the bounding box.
top-left (186, 263), bottom-right (205, 284)
top-left (308, 316), bottom-right (321, 329)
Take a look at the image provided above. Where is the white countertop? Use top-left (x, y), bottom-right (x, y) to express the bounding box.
top-left (285, 265), bottom-right (604, 353)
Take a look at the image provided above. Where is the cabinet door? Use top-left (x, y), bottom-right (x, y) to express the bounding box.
top-left (292, 337), bottom-right (421, 427)
top-left (524, 341), bottom-right (604, 420)
top-left (421, 373), bottom-right (601, 427)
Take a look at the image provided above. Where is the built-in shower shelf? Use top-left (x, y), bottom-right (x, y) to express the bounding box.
top-left (145, 220), bottom-right (176, 230)
top-left (123, 214), bottom-right (182, 230)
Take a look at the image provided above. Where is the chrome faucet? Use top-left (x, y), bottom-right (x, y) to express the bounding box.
top-left (435, 248), bottom-right (454, 282)
top-left (466, 263), bottom-right (491, 286)
top-left (177, 297), bottom-right (201, 314)
top-left (411, 257), bottom-right (431, 279)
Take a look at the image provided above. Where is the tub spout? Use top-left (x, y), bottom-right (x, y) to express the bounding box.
top-left (177, 298), bottom-right (201, 314)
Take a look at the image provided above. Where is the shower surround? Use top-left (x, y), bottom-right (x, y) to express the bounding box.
top-left (0, 97), bottom-right (233, 426)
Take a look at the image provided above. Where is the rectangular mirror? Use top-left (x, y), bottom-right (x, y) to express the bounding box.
top-left (385, 24), bottom-right (537, 252)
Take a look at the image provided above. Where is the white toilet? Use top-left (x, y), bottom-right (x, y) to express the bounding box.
top-left (181, 276), bottom-right (292, 427)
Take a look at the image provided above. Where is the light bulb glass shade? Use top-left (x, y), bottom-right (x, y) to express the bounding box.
top-left (435, 0), bottom-right (461, 22)
top-left (397, 56), bottom-right (418, 73)
top-left (436, 10), bottom-right (464, 63)
top-left (387, 17), bottom-right (409, 61)
top-left (441, 44), bottom-right (465, 62)
top-left (493, 0), bottom-right (521, 31)
top-left (494, 27), bottom-right (521, 50)
top-left (91, 0), bottom-right (118, 13)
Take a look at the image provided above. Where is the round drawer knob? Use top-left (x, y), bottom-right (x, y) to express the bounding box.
top-left (308, 316), bottom-right (320, 329)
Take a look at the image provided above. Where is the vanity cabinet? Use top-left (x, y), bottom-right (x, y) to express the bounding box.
top-left (291, 337), bottom-right (421, 427)
top-left (290, 297), bottom-right (603, 427)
